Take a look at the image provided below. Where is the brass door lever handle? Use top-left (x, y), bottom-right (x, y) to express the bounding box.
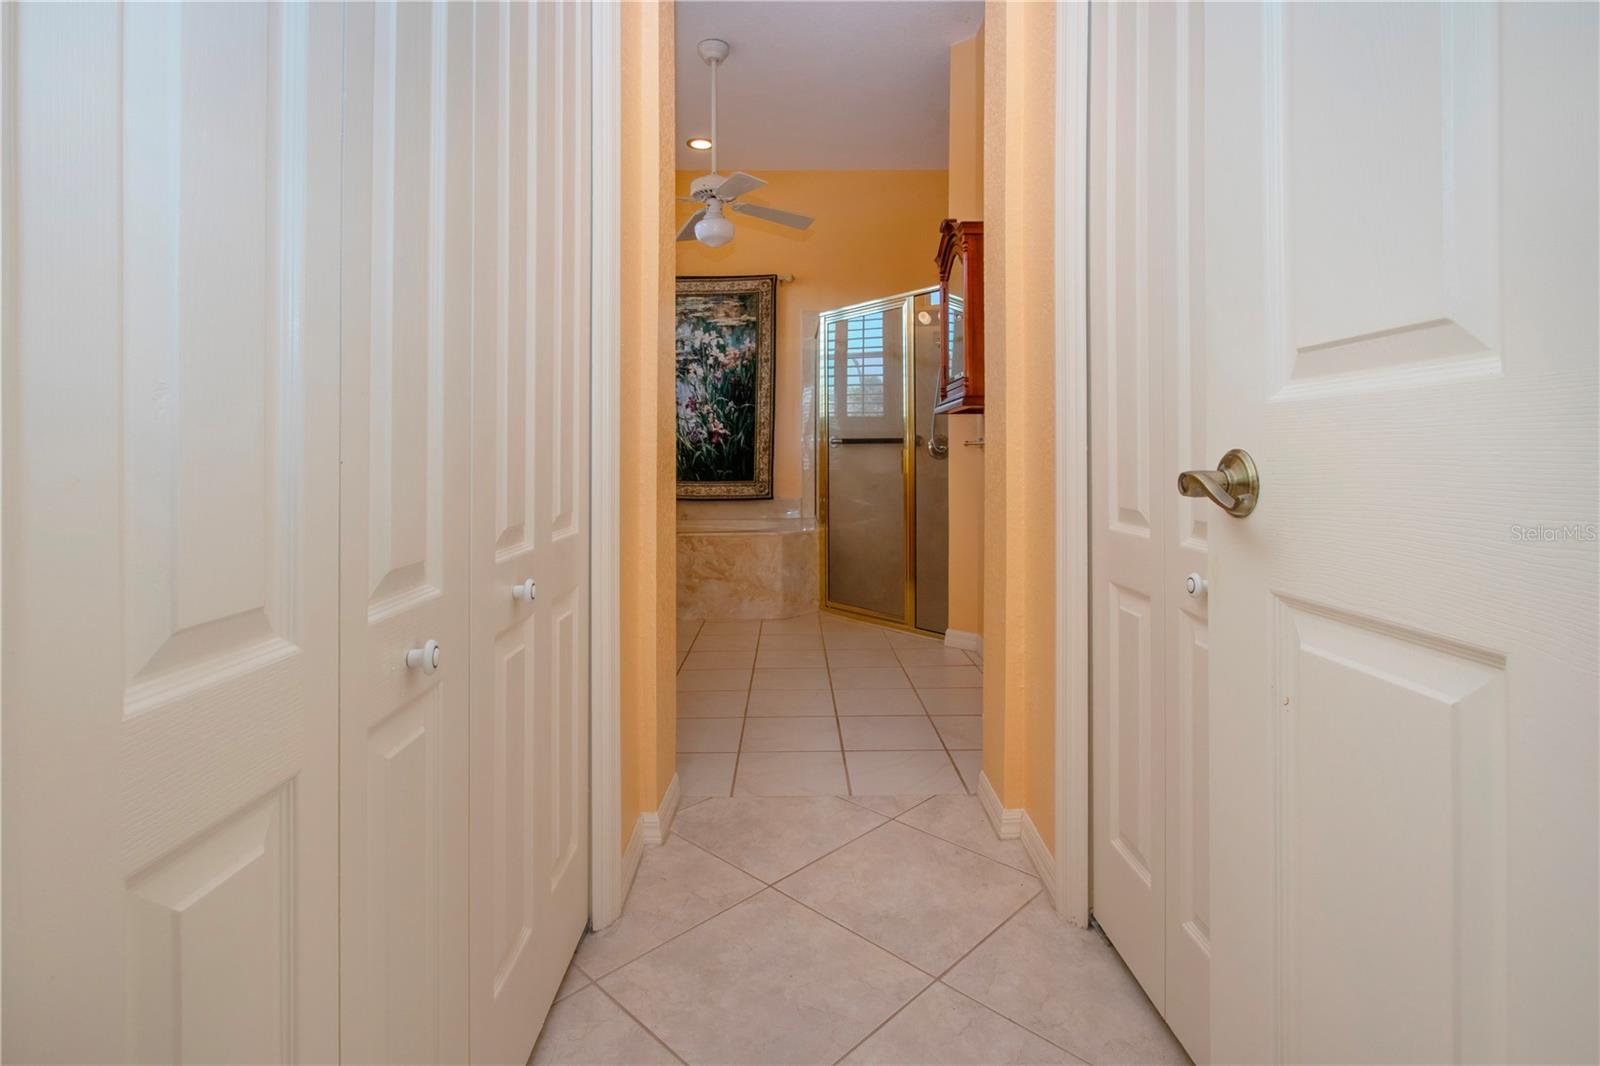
top-left (1177, 448), bottom-right (1260, 517)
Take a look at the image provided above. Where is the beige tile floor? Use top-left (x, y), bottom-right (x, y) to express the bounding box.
top-left (672, 613), bottom-right (984, 800)
top-left (533, 794), bottom-right (1189, 1065)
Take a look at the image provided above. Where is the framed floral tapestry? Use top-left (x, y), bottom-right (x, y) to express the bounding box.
top-left (675, 274), bottom-right (777, 499)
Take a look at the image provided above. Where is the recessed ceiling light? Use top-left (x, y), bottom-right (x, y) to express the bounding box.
top-left (686, 137), bottom-right (713, 151)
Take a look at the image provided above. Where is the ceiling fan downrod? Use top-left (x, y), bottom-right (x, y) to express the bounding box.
top-left (698, 38), bottom-right (730, 176)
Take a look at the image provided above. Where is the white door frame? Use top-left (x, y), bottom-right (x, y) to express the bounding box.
top-left (588, 0), bottom-right (626, 932)
top-left (1053, 0), bottom-right (1093, 926)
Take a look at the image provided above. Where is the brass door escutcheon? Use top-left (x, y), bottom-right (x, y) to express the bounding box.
top-left (1177, 448), bottom-right (1260, 517)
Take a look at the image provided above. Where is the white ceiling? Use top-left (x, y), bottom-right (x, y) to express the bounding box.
top-left (674, 1), bottom-right (984, 172)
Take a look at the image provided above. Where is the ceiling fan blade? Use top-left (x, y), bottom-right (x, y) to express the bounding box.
top-left (729, 201), bottom-right (814, 230)
top-left (711, 171), bottom-right (766, 201)
top-left (675, 209), bottom-right (706, 241)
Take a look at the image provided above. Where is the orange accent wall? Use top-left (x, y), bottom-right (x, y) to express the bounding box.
top-left (981, 0), bottom-right (1058, 852)
top-left (620, 0), bottom-right (677, 852)
top-left (946, 31), bottom-right (986, 638)
top-left (674, 169), bottom-right (949, 504)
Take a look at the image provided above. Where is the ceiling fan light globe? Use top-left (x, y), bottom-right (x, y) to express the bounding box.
top-left (695, 214), bottom-right (734, 247)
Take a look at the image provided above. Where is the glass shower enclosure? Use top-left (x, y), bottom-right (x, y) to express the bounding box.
top-left (817, 288), bottom-right (949, 634)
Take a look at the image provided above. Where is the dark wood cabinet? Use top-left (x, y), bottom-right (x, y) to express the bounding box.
top-left (933, 219), bottom-right (983, 414)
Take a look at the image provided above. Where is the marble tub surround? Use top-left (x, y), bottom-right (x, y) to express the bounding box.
top-left (677, 526), bottom-right (820, 620)
top-left (533, 794), bottom-right (1186, 1065)
top-left (672, 612), bottom-right (983, 798)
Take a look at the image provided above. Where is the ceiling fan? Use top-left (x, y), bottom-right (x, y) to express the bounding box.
top-left (678, 38), bottom-right (815, 248)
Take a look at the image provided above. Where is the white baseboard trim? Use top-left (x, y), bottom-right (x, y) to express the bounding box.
top-left (978, 770), bottom-right (1022, 840)
top-left (1021, 809), bottom-right (1060, 910)
top-left (944, 628), bottom-right (984, 653)
top-left (640, 773), bottom-right (681, 845)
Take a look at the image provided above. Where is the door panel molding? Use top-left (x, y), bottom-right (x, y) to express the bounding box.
top-left (2, 4), bottom-right (343, 1059)
top-left (468, 3), bottom-right (594, 1060)
top-left (1207, 3), bottom-right (1598, 1061)
top-left (1085, 1), bottom-right (1210, 1058)
top-left (339, 2), bottom-right (473, 1061)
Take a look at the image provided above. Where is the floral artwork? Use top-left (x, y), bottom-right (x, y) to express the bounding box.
top-left (675, 275), bottom-right (776, 499)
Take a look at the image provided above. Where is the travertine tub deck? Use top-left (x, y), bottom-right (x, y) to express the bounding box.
top-left (677, 526), bottom-right (820, 620)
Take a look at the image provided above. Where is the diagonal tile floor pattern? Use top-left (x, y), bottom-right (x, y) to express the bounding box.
top-left (672, 612), bottom-right (983, 800)
top-left (534, 794), bottom-right (1189, 1065)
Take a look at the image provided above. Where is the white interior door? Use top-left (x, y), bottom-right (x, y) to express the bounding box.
top-left (339, 3), bottom-right (473, 1061)
top-left (467, 4), bottom-right (593, 1063)
top-left (1206, 3), bottom-right (1599, 1063)
top-left (2, 4), bottom-right (342, 1060)
top-left (1089, 3), bottom-right (1210, 1060)
top-left (1090, 0), bottom-right (1169, 1011)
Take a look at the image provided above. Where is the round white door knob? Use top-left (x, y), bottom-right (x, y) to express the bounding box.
top-left (512, 578), bottom-right (536, 601)
top-left (405, 639), bottom-right (441, 675)
top-left (1184, 572), bottom-right (1208, 598)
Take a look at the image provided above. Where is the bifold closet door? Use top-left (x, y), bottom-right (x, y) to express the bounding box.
top-left (2, 4), bottom-right (343, 1061)
top-left (467, 4), bottom-right (594, 1062)
top-left (339, 3), bottom-right (474, 1062)
top-left (1088, 1), bottom-right (1210, 1061)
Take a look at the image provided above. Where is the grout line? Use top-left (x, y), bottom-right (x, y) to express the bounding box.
top-left (822, 629), bottom-right (855, 796)
top-left (890, 812), bottom-right (1040, 877)
top-left (843, 793), bottom-right (935, 819)
top-left (825, 883), bottom-right (1024, 1066)
top-left (579, 834), bottom-right (765, 981)
top-left (585, 980), bottom-right (692, 1066)
top-left (587, 841), bottom-right (937, 1025)
top-left (600, 849), bottom-right (1078, 1066)
top-left (767, 815), bottom-right (1040, 983)
top-left (924, 693), bottom-right (969, 790)
top-left (756, 809), bottom-right (891, 887)
top-left (931, 886), bottom-right (1044, 982)
top-left (727, 640), bottom-right (758, 798)
top-left (676, 798), bottom-right (888, 889)
top-left (829, 983), bottom-right (928, 1065)
top-left (771, 882), bottom-right (945, 980)
top-left (907, 662), bottom-right (983, 793)
top-left (931, 979), bottom-right (1093, 1065)
top-left (599, 733), bottom-right (1067, 1066)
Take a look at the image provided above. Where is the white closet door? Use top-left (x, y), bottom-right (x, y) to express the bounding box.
top-left (1089, 3), bottom-right (1210, 1060)
top-left (2, 4), bottom-right (342, 1061)
top-left (467, 4), bottom-right (593, 1062)
top-left (339, 3), bottom-right (473, 1062)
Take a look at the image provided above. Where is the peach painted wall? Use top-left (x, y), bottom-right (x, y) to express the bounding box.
top-left (674, 169), bottom-right (949, 506)
top-left (981, 0), bottom-right (1058, 853)
top-left (620, 0), bottom-right (677, 852)
top-left (946, 31), bottom-right (986, 638)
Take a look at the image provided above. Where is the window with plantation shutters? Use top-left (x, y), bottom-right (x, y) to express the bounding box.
top-left (844, 314), bottom-right (886, 417)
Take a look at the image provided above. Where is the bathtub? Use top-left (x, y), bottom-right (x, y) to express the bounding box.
top-left (676, 511), bottom-right (819, 620)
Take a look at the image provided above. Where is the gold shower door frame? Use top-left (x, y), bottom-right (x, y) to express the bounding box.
top-left (816, 287), bottom-right (941, 634)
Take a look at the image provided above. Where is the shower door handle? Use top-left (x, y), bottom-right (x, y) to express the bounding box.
top-left (828, 437), bottom-right (903, 446)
